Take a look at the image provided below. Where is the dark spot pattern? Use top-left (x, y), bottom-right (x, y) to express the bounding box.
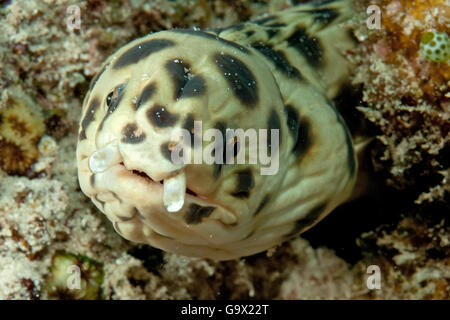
top-left (267, 109), bottom-right (281, 153)
top-left (231, 135), bottom-right (240, 159)
top-left (113, 39), bottom-right (175, 69)
top-left (165, 59), bottom-right (190, 100)
top-left (90, 174), bottom-right (95, 187)
top-left (293, 118), bottom-right (312, 159)
top-left (121, 123), bottom-right (146, 144)
top-left (160, 142), bottom-right (175, 162)
top-left (231, 169), bottom-right (255, 198)
top-left (285, 104), bottom-right (299, 143)
top-left (146, 105), bottom-right (179, 128)
top-left (185, 204), bottom-right (215, 224)
top-left (136, 82), bottom-right (156, 110)
top-left (98, 83), bottom-right (127, 130)
top-left (180, 75), bottom-right (206, 99)
top-left (264, 23), bottom-right (286, 38)
top-left (287, 28), bottom-right (323, 67)
top-left (254, 194), bottom-right (270, 216)
top-left (171, 29), bottom-right (250, 54)
top-left (245, 30), bottom-right (255, 37)
top-left (265, 23), bottom-right (286, 28)
top-left (266, 29), bottom-right (279, 38)
top-left (182, 114), bottom-right (195, 142)
top-left (222, 129), bottom-right (241, 164)
top-left (285, 202), bottom-right (327, 238)
top-left (182, 114), bottom-right (202, 148)
top-left (251, 42), bottom-right (302, 79)
top-left (212, 122), bottom-right (227, 178)
top-left (79, 97), bottom-right (100, 140)
top-left (213, 53), bottom-right (259, 108)
top-left (325, 100), bottom-right (357, 177)
top-left (213, 163), bottom-right (222, 179)
top-left (332, 83), bottom-right (363, 135)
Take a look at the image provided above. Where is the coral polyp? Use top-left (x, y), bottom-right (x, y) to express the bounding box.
top-left (45, 251), bottom-right (104, 300)
top-left (420, 31), bottom-right (449, 63)
top-left (0, 139), bottom-right (38, 174)
top-left (0, 88), bottom-right (45, 175)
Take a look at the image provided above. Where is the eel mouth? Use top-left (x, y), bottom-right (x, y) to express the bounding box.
top-left (130, 166), bottom-right (202, 206)
top-left (129, 165), bottom-right (227, 213)
top-left (88, 139), bottom-right (218, 213)
top-left (123, 163), bottom-right (199, 212)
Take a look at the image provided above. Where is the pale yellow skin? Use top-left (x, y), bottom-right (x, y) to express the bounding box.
top-left (77, 0), bottom-right (359, 260)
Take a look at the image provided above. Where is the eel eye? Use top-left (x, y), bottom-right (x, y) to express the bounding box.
top-left (106, 91), bottom-right (114, 107)
top-left (106, 83), bottom-right (126, 111)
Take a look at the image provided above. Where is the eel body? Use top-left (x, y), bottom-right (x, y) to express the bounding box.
top-left (76, 0), bottom-right (361, 260)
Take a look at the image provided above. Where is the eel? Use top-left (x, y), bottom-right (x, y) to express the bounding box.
top-left (76, 0), bottom-right (365, 260)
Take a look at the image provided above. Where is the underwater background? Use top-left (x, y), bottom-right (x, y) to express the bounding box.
top-left (0, 0), bottom-right (448, 299)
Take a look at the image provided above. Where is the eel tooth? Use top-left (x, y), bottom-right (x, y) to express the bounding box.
top-left (163, 171), bottom-right (187, 212)
top-left (89, 140), bottom-right (122, 174)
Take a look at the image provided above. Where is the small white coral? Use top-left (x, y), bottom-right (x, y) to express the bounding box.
top-left (38, 135), bottom-right (58, 156)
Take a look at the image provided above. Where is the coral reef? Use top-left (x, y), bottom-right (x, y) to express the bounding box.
top-left (349, 0), bottom-right (449, 203)
top-left (0, 0), bottom-right (271, 112)
top-left (45, 251), bottom-right (104, 300)
top-left (356, 211), bottom-right (450, 299)
top-left (0, 0), bottom-right (448, 300)
top-left (277, 239), bottom-right (364, 299)
top-left (0, 174), bottom-right (68, 299)
top-left (105, 239), bottom-right (366, 300)
top-left (0, 87), bottom-right (45, 175)
top-left (420, 30), bottom-right (449, 63)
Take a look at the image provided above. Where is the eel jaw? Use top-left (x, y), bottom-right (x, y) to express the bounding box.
top-left (88, 140), bottom-right (187, 212)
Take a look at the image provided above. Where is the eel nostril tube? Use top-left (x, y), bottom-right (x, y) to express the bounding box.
top-left (89, 140), bottom-right (122, 174)
top-left (163, 170), bottom-right (186, 212)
